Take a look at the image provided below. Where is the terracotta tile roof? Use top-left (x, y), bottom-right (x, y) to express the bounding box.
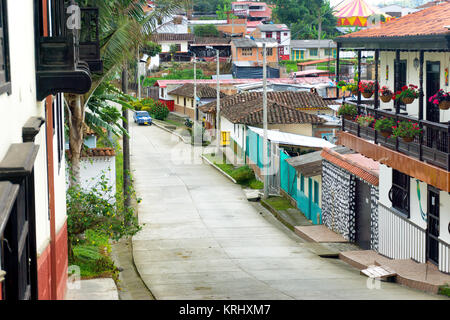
top-left (199, 91), bottom-right (333, 114)
top-left (321, 147), bottom-right (379, 186)
top-left (338, 2), bottom-right (450, 39)
top-left (199, 93), bottom-right (326, 125)
top-left (168, 83), bottom-right (226, 99)
top-left (151, 33), bottom-right (195, 42)
top-left (192, 37), bottom-right (231, 45)
top-left (66, 148), bottom-right (116, 158)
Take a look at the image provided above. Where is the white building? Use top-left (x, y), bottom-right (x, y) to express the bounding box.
top-left (0, 0), bottom-right (97, 300)
top-left (336, 3), bottom-right (450, 274)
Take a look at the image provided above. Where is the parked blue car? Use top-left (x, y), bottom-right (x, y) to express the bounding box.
top-left (134, 111), bottom-right (152, 125)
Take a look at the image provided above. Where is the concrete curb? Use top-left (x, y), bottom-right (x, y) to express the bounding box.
top-left (201, 154), bottom-right (237, 184)
top-left (152, 120), bottom-right (190, 144)
top-left (260, 199), bottom-right (295, 232)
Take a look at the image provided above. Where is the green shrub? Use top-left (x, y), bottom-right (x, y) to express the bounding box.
top-left (231, 165), bottom-right (255, 184)
top-left (149, 101), bottom-right (170, 120)
top-left (141, 106), bottom-right (152, 113)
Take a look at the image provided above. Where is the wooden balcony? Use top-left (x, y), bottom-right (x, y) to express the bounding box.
top-left (338, 103), bottom-right (450, 192)
top-left (79, 8), bottom-right (103, 73)
top-left (342, 102), bottom-right (450, 171)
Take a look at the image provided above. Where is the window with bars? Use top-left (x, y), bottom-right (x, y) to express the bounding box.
top-left (241, 47), bottom-right (253, 56)
top-left (309, 49), bottom-right (318, 56)
top-left (390, 169), bottom-right (410, 217)
top-left (265, 32), bottom-right (272, 38)
top-left (0, 0), bottom-right (11, 95)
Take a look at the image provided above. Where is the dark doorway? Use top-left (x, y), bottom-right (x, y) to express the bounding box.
top-left (355, 179), bottom-right (372, 250)
top-left (427, 187), bottom-right (440, 265)
top-left (398, 60), bottom-right (407, 110)
top-left (426, 61), bottom-right (440, 122)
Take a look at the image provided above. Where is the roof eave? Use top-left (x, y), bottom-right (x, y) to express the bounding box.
top-left (336, 34), bottom-right (450, 50)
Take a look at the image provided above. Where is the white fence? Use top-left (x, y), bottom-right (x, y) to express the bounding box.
top-left (439, 241), bottom-right (450, 274)
top-left (378, 202), bottom-right (426, 263)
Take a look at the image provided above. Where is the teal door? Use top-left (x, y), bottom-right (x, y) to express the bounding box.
top-left (308, 178), bottom-right (313, 219)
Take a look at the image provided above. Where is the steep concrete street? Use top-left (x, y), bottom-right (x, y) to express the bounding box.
top-left (130, 123), bottom-right (443, 300)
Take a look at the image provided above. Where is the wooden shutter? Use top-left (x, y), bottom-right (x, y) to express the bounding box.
top-left (0, 22), bottom-right (5, 83)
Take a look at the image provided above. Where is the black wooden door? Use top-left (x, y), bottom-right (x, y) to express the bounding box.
top-left (427, 187), bottom-right (440, 265)
top-left (355, 180), bottom-right (372, 250)
top-left (426, 62), bottom-right (440, 122)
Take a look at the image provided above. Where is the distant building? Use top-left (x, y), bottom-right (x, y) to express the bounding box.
top-left (377, 5), bottom-right (418, 17)
top-left (231, 1), bottom-right (273, 22)
top-left (231, 38), bottom-right (280, 78)
top-left (150, 33), bottom-right (195, 63)
top-left (251, 24), bottom-right (291, 60)
top-left (290, 40), bottom-right (337, 61)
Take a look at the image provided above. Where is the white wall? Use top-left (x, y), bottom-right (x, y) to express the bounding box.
top-left (155, 16), bottom-right (188, 34)
top-left (160, 41), bottom-right (189, 53)
top-left (221, 117), bottom-right (246, 149)
top-left (379, 164), bottom-right (450, 246)
top-left (74, 156), bottom-right (117, 203)
top-left (0, 0), bottom-right (54, 255)
top-left (379, 51), bottom-right (450, 122)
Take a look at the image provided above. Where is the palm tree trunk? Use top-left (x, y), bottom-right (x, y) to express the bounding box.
top-left (67, 93), bottom-right (85, 187)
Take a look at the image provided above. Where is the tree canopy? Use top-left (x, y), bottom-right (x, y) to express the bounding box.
top-left (272, 0), bottom-right (338, 40)
top-left (194, 24), bottom-right (220, 37)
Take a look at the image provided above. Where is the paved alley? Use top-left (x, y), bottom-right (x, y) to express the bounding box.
top-left (130, 123), bottom-right (444, 300)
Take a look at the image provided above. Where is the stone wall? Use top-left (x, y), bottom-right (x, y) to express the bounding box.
top-left (322, 160), bottom-right (380, 250)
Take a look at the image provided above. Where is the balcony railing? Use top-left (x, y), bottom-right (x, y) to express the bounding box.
top-left (341, 101), bottom-right (450, 171)
top-left (79, 8), bottom-right (103, 73)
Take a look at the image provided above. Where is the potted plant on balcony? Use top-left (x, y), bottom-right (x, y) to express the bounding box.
top-left (355, 115), bottom-right (375, 128)
top-left (394, 85), bottom-right (419, 105)
top-left (337, 104), bottom-right (357, 120)
top-left (392, 120), bottom-right (422, 143)
top-left (359, 81), bottom-right (376, 98)
top-left (379, 86), bottom-right (393, 103)
top-left (429, 89), bottom-right (450, 110)
top-left (374, 117), bottom-right (395, 138)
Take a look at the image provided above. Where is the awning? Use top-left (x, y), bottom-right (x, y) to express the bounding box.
top-left (248, 126), bottom-right (335, 149)
top-left (286, 150), bottom-right (323, 177)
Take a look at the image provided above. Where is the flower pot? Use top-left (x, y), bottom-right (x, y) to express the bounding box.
top-left (343, 115), bottom-right (353, 121)
top-left (402, 136), bottom-right (414, 143)
top-left (351, 89), bottom-right (358, 95)
top-left (439, 100), bottom-right (450, 110)
top-left (402, 97), bottom-right (415, 105)
top-left (359, 122), bottom-right (371, 128)
top-left (362, 91), bottom-right (374, 98)
top-left (379, 130), bottom-right (391, 138)
top-left (380, 94), bottom-right (392, 103)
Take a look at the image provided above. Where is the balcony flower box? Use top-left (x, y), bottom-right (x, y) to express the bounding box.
top-left (429, 89), bottom-right (450, 110)
top-left (392, 120), bottom-right (422, 143)
top-left (374, 117), bottom-right (395, 138)
top-left (379, 86), bottom-right (393, 103)
top-left (359, 81), bottom-right (376, 99)
top-left (338, 104), bottom-right (357, 120)
top-left (356, 115), bottom-right (375, 128)
top-left (394, 85), bottom-right (419, 105)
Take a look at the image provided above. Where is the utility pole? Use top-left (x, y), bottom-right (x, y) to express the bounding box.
top-left (262, 42), bottom-right (269, 199)
top-left (216, 49), bottom-right (221, 154)
top-left (122, 65), bottom-right (131, 210)
top-left (137, 47), bottom-right (141, 100)
top-left (194, 53), bottom-right (197, 121)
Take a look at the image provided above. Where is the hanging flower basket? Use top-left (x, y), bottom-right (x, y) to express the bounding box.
top-left (394, 85), bottom-right (419, 105)
top-left (337, 104), bottom-right (357, 120)
top-left (439, 100), bottom-right (450, 110)
top-left (380, 94), bottom-right (392, 103)
top-left (430, 90), bottom-right (450, 110)
top-left (359, 81), bottom-right (375, 99)
top-left (392, 120), bottom-right (422, 143)
top-left (402, 97), bottom-right (415, 105)
top-left (362, 92), bottom-right (374, 98)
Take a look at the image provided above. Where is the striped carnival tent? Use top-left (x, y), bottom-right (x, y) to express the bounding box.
top-left (334, 0), bottom-right (393, 27)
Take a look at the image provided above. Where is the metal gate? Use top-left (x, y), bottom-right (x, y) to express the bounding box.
top-left (267, 142), bottom-right (280, 195)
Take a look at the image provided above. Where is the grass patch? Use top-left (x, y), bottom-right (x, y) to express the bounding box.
top-left (203, 153), bottom-right (263, 189)
top-left (162, 119), bottom-right (185, 127)
top-left (264, 196), bottom-right (295, 211)
top-left (438, 284), bottom-right (450, 297)
top-left (70, 230), bottom-right (118, 280)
